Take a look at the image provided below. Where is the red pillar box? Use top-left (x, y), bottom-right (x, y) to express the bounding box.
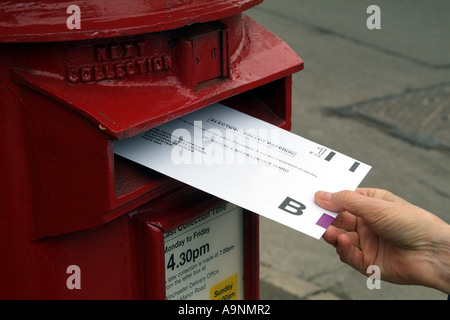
top-left (0, 0), bottom-right (303, 299)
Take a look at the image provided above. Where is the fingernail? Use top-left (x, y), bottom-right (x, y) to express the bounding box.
top-left (316, 191), bottom-right (332, 201)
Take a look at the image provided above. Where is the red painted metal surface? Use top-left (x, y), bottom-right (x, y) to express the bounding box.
top-left (0, 0), bottom-right (302, 299)
top-left (0, 0), bottom-right (263, 42)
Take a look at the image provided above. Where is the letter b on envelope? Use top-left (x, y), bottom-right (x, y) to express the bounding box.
top-left (278, 197), bottom-right (306, 215)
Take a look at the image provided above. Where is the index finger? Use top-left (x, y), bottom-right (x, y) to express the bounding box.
top-left (314, 190), bottom-right (399, 226)
top-left (355, 188), bottom-right (410, 204)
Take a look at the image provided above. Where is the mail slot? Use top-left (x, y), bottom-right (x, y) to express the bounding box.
top-left (0, 0), bottom-right (303, 299)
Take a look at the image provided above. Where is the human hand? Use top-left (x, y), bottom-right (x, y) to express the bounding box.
top-left (314, 188), bottom-right (450, 294)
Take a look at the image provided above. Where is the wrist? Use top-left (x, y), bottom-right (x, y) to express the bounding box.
top-left (426, 223), bottom-right (450, 295)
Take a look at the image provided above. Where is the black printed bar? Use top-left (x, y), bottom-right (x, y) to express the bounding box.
top-left (349, 161), bottom-right (360, 172)
top-left (324, 151), bottom-right (336, 161)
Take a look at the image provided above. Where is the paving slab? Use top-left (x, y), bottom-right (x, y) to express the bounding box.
top-left (335, 82), bottom-right (450, 151)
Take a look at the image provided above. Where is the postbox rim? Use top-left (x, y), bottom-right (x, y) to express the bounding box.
top-left (10, 15), bottom-right (303, 140)
top-left (0, 0), bottom-right (263, 43)
top-left (12, 66), bottom-right (303, 141)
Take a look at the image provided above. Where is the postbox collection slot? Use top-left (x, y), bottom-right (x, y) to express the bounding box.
top-left (113, 77), bottom-right (291, 201)
top-left (114, 156), bottom-right (166, 197)
top-left (221, 78), bottom-right (290, 128)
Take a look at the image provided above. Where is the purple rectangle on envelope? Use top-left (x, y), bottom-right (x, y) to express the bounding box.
top-left (316, 213), bottom-right (335, 229)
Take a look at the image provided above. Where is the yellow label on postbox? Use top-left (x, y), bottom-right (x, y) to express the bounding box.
top-left (210, 273), bottom-right (238, 300)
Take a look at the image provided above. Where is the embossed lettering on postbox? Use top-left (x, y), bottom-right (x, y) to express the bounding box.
top-left (66, 38), bottom-right (173, 83)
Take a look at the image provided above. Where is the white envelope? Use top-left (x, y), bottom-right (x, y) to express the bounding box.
top-left (114, 103), bottom-right (371, 239)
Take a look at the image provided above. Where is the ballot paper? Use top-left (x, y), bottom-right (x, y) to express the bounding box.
top-left (114, 103), bottom-right (371, 239)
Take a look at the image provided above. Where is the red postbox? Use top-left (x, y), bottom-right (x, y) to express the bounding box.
top-left (0, 0), bottom-right (303, 299)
